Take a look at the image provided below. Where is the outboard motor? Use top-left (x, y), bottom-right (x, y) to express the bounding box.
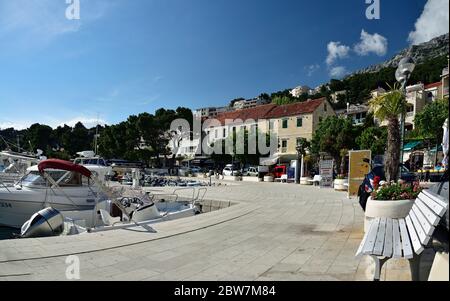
top-left (131, 202), bottom-right (161, 222)
top-left (20, 207), bottom-right (64, 238)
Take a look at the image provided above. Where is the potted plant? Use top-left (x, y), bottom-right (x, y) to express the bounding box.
top-left (264, 173), bottom-right (274, 182)
top-left (364, 179), bottom-right (422, 232)
top-left (334, 174), bottom-right (348, 191)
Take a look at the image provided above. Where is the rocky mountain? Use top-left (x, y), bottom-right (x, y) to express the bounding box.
top-left (353, 33), bottom-right (449, 75)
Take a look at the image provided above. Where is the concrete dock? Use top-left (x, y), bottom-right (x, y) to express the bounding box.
top-left (0, 182), bottom-right (434, 281)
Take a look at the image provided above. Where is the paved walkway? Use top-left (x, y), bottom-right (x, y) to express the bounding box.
top-left (0, 182), bottom-right (433, 281)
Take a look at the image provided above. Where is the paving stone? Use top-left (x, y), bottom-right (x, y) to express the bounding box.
top-left (0, 182), bottom-right (415, 281)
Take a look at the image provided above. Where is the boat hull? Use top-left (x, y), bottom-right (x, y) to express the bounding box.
top-left (0, 187), bottom-right (100, 228)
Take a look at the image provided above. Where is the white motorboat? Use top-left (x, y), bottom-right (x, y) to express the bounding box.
top-left (0, 159), bottom-right (107, 228)
top-left (19, 188), bottom-right (205, 238)
top-left (0, 150), bottom-right (44, 186)
top-left (73, 151), bottom-right (113, 183)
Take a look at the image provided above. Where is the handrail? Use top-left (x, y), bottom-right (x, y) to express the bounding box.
top-left (172, 187), bottom-right (196, 202)
top-left (194, 188), bottom-right (207, 205)
top-left (0, 180), bottom-right (12, 193)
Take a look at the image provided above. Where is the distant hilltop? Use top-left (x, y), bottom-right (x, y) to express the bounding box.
top-left (352, 33), bottom-right (449, 75)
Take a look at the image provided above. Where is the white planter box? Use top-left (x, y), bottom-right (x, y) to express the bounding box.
top-left (264, 176), bottom-right (274, 182)
top-left (364, 197), bottom-right (414, 232)
top-left (334, 179), bottom-right (348, 191)
top-left (300, 177), bottom-right (313, 185)
top-left (242, 176), bottom-right (260, 182)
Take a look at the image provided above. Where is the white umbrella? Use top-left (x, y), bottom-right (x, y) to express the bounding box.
top-left (442, 118), bottom-right (449, 169)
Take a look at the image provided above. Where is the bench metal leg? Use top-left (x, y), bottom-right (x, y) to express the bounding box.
top-left (408, 253), bottom-right (422, 281)
top-left (371, 256), bottom-right (389, 281)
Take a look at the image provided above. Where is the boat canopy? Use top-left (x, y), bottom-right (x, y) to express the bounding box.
top-left (38, 159), bottom-right (92, 178)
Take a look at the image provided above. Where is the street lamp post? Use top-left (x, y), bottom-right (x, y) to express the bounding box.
top-left (395, 57), bottom-right (416, 180)
top-left (296, 145), bottom-right (302, 184)
top-left (231, 151), bottom-right (235, 176)
top-left (296, 141), bottom-right (307, 185)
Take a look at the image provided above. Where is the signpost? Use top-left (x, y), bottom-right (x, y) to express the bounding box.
top-left (348, 150), bottom-right (372, 198)
top-left (319, 160), bottom-right (334, 188)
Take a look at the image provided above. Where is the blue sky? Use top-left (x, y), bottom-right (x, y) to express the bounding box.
top-left (0, 0), bottom-right (448, 129)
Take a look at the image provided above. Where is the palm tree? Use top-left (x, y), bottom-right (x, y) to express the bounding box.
top-left (369, 84), bottom-right (407, 182)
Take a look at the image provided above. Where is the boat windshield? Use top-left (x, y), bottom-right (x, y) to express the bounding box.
top-left (19, 170), bottom-right (87, 188)
top-left (74, 158), bottom-right (106, 166)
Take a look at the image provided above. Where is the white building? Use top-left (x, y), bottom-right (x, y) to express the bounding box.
top-left (371, 87), bottom-right (386, 99)
top-left (290, 86), bottom-right (311, 98)
top-left (336, 104), bottom-right (370, 125)
top-left (233, 97), bottom-right (271, 110)
top-left (193, 106), bottom-right (230, 119)
top-left (331, 90), bottom-right (347, 103)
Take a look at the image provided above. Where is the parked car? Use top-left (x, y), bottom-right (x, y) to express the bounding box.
top-left (243, 167), bottom-right (259, 177)
top-left (223, 164), bottom-right (239, 176)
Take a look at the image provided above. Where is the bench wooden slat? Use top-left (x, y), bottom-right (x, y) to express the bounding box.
top-left (399, 219), bottom-right (413, 259)
top-left (405, 215), bottom-right (424, 255)
top-left (373, 217), bottom-right (387, 255)
top-left (423, 190), bottom-right (448, 210)
top-left (362, 218), bottom-right (381, 255)
top-left (355, 218), bottom-right (376, 257)
top-left (392, 219), bottom-right (402, 258)
top-left (412, 204), bottom-right (435, 236)
top-left (419, 193), bottom-right (446, 217)
top-left (416, 198), bottom-right (441, 226)
top-left (409, 209), bottom-right (430, 245)
top-left (383, 218), bottom-right (393, 257)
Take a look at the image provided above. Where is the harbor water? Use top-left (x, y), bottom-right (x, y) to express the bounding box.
top-left (0, 226), bottom-right (16, 240)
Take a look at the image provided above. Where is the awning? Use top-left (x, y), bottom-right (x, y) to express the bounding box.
top-left (403, 141), bottom-right (422, 151)
top-left (38, 159), bottom-right (92, 178)
top-left (260, 155), bottom-right (280, 166)
top-left (429, 145), bottom-right (443, 152)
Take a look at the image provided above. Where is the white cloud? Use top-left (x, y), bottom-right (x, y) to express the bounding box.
top-left (329, 66), bottom-right (347, 78)
top-left (408, 0), bottom-right (449, 45)
top-left (0, 121), bottom-right (30, 131)
top-left (354, 30), bottom-right (388, 56)
top-left (306, 64), bottom-right (320, 77)
top-left (0, 116), bottom-right (108, 130)
top-left (60, 117), bottom-right (107, 129)
top-left (326, 42), bottom-right (350, 66)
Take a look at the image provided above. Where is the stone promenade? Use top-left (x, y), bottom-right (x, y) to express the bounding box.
top-left (0, 181), bottom-right (431, 281)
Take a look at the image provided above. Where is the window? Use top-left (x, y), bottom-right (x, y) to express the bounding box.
top-left (215, 129), bottom-right (218, 139)
top-left (282, 119), bottom-right (288, 129)
top-left (296, 138), bottom-right (303, 146)
top-left (297, 117), bottom-right (303, 127)
top-left (281, 140), bottom-right (288, 153)
top-left (324, 103), bottom-right (327, 112)
top-left (223, 128), bottom-right (227, 137)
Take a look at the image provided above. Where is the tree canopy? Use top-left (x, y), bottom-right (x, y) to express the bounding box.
top-left (414, 99), bottom-right (449, 141)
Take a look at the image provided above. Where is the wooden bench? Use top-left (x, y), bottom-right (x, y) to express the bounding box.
top-left (355, 190), bottom-right (448, 281)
